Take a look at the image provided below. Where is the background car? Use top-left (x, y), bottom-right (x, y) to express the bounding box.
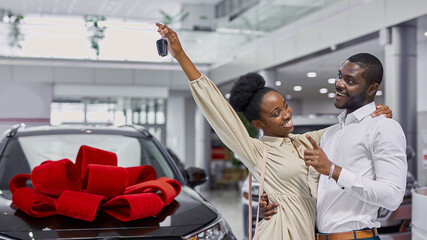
top-left (0, 124), bottom-right (236, 240)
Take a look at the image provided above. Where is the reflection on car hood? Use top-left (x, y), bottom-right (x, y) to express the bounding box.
top-left (0, 186), bottom-right (217, 239)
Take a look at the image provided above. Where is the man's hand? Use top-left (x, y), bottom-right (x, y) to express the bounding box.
top-left (304, 135), bottom-right (332, 176)
top-left (259, 193), bottom-right (278, 220)
top-left (371, 103), bottom-right (392, 118)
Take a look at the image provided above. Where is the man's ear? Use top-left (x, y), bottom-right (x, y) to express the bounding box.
top-left (367, 83), bottom-right (379, 97)
top-left (251, 120), bottom-right (263, 129)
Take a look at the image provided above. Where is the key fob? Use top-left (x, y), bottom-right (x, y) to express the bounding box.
top-left (156, 38), bottom-right (168, 57)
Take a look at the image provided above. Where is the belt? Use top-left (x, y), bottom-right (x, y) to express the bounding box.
top-left (316, 228), bottom-right (378, 240)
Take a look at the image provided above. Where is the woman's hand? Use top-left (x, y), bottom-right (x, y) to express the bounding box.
top-left (156, 23), bottom-right (184, 59)
top-left (155, 23), bottom-right (201, 81)
top-left (371, 103), bottom-right (392, 118)
top-left (259, 193), bottom-right (278, 220)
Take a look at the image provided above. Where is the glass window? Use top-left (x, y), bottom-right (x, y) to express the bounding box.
top-left (87, 103), bottom-right (110, 123)
top-left (156, 99), bottom-right (165, 124)
top-left (51, 102), bottom-right (85, 125)
top-left (50, 97), bottom-right (167, 143)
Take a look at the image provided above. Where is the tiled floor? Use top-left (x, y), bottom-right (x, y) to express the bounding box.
top-left (200, 188), bottom-right (245, 240)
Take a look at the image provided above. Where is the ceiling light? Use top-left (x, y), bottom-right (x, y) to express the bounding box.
top-left (424, 31), bottom-right (427, 37)
top-left (376, 91), bottom-right (383, 96)
top-left (328, 93), bottom-right (335, 98)
top-left (2, 14), bottom-right (10, 23)
top-left (225, 93), bottom-right (231, 99)
top-left (275, 81), bottom-right (282, 86)
top-left (286, 95), bottom-right (292, 100)
top-left (293, 86), bottom-right (302, 91)
top-left (319, 88), bottom-right (328, 94)
top-left (307, 72), bottom-right (317, 78)
top-left (328, 78), bottom-right (336, 84)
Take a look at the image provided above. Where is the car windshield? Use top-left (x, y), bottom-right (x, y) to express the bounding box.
top-left (0, 133), bottom-right (176, 189)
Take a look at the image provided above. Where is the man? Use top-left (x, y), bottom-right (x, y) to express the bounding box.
top-left (260, 53), bottom-right (407, 240)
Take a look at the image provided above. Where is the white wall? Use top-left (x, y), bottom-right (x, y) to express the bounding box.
top-left (416, 20), bottom-right (427, 185)
top-left (417, 40), bottom-right (427, 112)
top-left (0, 82), bottom-right (53, 134)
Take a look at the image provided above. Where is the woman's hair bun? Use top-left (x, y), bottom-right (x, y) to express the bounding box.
top-left (229, 72), bottom-right (266, 112)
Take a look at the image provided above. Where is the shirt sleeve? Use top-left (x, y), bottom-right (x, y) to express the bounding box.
top-left (189, 74), bottom-right (263, 169)
top-left (337, 119), bottom-right (407, 211)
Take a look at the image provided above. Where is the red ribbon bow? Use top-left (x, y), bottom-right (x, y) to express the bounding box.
top-left (9, 145), bottom-right (181, 222)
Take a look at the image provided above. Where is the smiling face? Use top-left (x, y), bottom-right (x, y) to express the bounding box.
top-left (334, 61), bottom-right (374, 113)
top-left (251, 90), bottom-right (294, 137)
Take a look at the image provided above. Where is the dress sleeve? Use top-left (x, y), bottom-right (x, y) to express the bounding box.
top-left (189, 74), bottom-right (263, 168)
top-left (293, 128), bottom-right (327, 199)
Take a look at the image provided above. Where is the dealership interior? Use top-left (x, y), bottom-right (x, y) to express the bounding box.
top-left (1, 0), bottom-right (427, 239)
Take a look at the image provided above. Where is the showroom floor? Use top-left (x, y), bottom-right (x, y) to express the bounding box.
top-left (200, 188), bottom-right (245, 240)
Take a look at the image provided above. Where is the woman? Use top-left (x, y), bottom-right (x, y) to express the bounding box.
top-left (155, 23), bottom-right (391, 240)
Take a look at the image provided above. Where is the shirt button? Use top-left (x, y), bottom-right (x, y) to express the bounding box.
top-left (342, 187), bottom-right (345, 190)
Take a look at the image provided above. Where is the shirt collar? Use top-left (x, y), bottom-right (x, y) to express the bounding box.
top-left (261, 135), bottom-right (291, 146)
top-left (337, 101), bottom-right (376, 125)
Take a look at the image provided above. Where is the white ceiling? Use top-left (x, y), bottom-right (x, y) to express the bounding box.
top-left (0, 0), bottom-right (220, 22)
top-left (1, 0), bottom-right (427, 101)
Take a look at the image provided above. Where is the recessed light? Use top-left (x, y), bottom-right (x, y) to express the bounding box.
top-left (307, 72), bottom-right (317, 78)
top-left (424, 31), bottom-right (427, 37)
top-left (2, 15), bottom-right (10, 23)
top-left (275, 81), bottom-right (282, 86)
top-left (319, 88), bottom-right (328, 94)
top-left (225, 93), bottom-right (230, 99)
top-left (328, 78), bottom-right (336, 84)
top-left (376, 91), bottom-right (383, 96)
top-left (286, 95), bottom-right (292, 100)
top-left (293, 86), bottom-right (302, 91)
top-left (328, 93), bottom-right (335, 98)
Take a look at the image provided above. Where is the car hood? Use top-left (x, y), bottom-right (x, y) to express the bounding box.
top-left (0, 186), bottom-right (217, 239)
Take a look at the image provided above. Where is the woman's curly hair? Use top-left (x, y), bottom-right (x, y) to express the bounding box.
top-left (229, 72), bottom-right (276, 123)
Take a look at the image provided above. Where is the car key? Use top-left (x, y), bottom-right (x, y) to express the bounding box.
top-left (156, 37), bottom-right (168, 57)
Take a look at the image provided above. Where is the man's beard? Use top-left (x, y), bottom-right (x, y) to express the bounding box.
top-left (334, 89), bottom-right (367, 111)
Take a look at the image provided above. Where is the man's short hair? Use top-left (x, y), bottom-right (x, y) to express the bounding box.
top-left (347, 53), bottom-right (383, 85)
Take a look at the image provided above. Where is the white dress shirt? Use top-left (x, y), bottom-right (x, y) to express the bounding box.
top-left (316, 102), bottom-right (407, 233)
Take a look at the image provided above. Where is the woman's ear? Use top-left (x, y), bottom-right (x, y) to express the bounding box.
top-left (251, 120), bottom-right (263, 129)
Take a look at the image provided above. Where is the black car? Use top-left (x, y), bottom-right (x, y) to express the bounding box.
top-left (0, 124), bottom-right (236, 240)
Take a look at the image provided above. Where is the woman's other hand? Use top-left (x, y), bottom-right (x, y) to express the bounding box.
top-left (371, 103), bottom-right (392, 118)
top-left (259, 193), bottom-right (278, 220)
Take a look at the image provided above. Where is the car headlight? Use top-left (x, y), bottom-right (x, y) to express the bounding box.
top-left (183, 215), bottom-right (234, 240)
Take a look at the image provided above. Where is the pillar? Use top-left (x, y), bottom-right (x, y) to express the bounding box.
top-left (195, 107), bottom-right (211, 190)
top-left (384, 22), bottom-right (417, 176)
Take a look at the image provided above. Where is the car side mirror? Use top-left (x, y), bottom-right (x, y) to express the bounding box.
top-left (186, 167), bottom-right (207, 188)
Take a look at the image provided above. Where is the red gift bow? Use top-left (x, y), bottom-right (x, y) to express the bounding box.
top-left (9, 145), bottom-right (181, 222)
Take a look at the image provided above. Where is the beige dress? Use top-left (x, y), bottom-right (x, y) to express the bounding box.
top-left (190, 74), bottom-right (326, 240)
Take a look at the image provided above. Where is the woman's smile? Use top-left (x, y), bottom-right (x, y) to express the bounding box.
top-left (283, 118), bottom-right (293, 128)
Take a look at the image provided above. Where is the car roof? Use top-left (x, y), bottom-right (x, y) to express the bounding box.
top-left (8, 124), bottom-right (152, 138)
